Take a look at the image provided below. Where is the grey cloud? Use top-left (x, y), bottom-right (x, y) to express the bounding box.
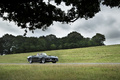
top-left (106, 28), bottom-right (120, 39)
top-left (0, 19), bottom-right (25, 36)
top-left (74, 13), bottom-right (117, 33)
top-left (105, 37), bottom-right (120, 45)
top-left (55, 22), bottom-right (71, 30)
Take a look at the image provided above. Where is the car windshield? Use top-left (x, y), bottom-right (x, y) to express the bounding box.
top-left (36, 53), bottom-right (47, 56)
top-left (41, 53), bottom-right (47, 56)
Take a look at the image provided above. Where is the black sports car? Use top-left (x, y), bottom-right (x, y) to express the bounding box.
top-left (27, 53), bottom-right (58, 63)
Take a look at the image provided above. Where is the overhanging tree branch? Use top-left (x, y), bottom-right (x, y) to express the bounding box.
top-left (0, 0), bottom-right (119, 33)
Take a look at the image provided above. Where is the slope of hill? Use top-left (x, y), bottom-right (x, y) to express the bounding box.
top-left (0, 45), bottom-right (120, 63)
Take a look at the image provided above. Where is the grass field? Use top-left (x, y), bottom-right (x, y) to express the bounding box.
top-left (0, 45), bottom-right (120, 63)
top-left (0, 64), bottom-right (120, 80)
top-left (0, 45), bottom-right (120, 80)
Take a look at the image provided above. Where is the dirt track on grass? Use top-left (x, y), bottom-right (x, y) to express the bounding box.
top-left (0, 63), bottom-right (120, 65)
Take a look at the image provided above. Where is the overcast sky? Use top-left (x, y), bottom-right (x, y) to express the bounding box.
top-left (0, 5), bottom-right (120, 45)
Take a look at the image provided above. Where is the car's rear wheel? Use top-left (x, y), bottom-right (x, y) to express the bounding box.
top-left (29, 58), bottom-right (33, 64)
top-left (41, 58), bottom-right (45, 63)
top-left (52, 58), bottom-right (57, 63)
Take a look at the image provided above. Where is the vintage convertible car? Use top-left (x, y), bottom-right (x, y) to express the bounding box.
top-left (27, 53), bottom-right (58, 63)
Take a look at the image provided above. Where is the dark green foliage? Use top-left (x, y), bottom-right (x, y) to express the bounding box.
top-left (0, 32), bottom-right (106, 54)
top-left (50, 44), bottom-right (56, 50)
top-left (0, 0), bottom-right (119, 32)
top-left (67, 31), bottom-right (84, 43)
top-left (0, 38), bottom-right (4, 55)
top-left (91, 33), bottom-right (105, 46)
top-left (1, 34), bottom-right (15, 54)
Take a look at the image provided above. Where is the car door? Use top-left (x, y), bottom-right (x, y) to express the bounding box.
top-left (32, 56), bottom-right (39, 62)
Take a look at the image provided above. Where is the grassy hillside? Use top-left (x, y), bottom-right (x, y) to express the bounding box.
top-left (0, 45), bottom-right (120, 80)
top-left (0, 45), bottom-right (120, 63)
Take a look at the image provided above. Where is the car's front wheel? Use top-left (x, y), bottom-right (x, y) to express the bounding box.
top-left (41, 58), bottom-right (45, 63)
top-left (29, 58), bottom-right (33, 64)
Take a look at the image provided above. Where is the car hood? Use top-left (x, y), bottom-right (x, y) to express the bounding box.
top-left (49, 56), bottom-right (58, 58)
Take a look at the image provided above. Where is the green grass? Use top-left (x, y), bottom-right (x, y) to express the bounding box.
top-left (0, 45), bottom-right (120, 63)
top-left (0, 45), bottom-right (120, 80)
top-left (0, 64), bottom-right (120, 80)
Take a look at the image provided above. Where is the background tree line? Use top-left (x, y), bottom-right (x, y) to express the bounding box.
top-left (0, 31), bottom-right (105, 55)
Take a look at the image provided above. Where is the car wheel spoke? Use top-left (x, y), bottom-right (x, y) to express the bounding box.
top-left (42, 58), bottom-right (45, 63)
top-left (29, 58), bottom-right (32, 63)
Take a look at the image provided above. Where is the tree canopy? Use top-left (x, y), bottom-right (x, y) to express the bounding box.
top-left (0, 0), bottom-right (120, 33)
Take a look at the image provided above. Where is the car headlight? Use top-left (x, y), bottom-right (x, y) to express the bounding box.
top-left (27, 56), bottom-right (32, 58)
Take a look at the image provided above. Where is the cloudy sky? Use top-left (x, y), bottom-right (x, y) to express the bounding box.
top-left (0, 4), bottom-right (120, 45)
